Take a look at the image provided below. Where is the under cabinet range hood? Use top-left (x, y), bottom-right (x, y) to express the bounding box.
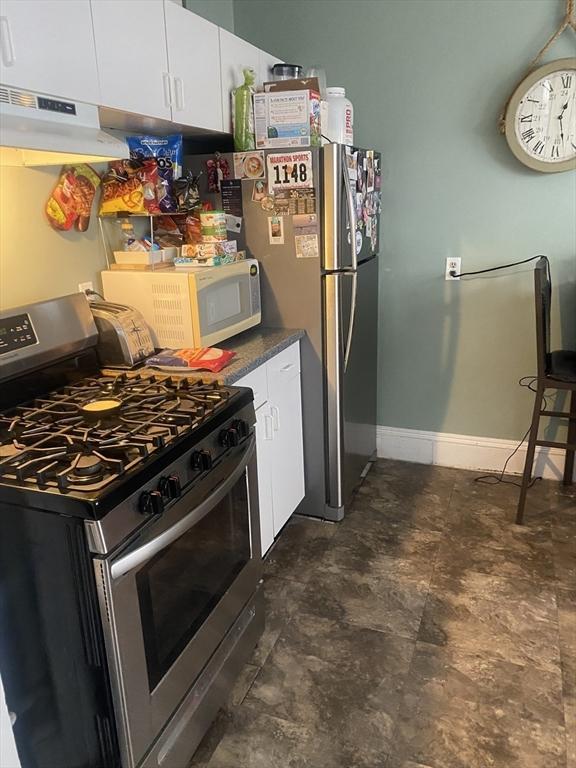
top-left (0, 86), bottom-right (128, 166)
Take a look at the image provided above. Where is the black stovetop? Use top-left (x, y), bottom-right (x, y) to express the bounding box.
top-left (0, 366), bottom-right (249, 517)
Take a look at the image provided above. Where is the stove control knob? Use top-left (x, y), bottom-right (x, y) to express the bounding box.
top-left (219, 426), bottom-right (240, 448)
top-left (139, 490), bottom-right (164, 516)
top-left (158, 475), bottom-right (181, 500)
top-left (191, 449), bottom-right (213, 471)
top-left (231, 419), bottom-right (249, 439)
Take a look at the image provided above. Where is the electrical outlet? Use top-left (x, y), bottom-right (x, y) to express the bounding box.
top-left (78, 281), bottom-right (94, 295)
top-left (445, 257), bottom-right (461, 281)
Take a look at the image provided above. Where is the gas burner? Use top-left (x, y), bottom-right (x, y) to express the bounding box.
top-left (0, 442), bottom-right (21, 459)
top-left (81, 398), bottom-right (122, 421)
top-left (0, 372), bottom-right (236, 495)
top-left (73, 454), bottom-right (104, 477)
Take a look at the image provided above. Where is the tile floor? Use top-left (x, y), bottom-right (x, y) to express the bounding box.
top-left (191, 459), bottom-right (575, 768)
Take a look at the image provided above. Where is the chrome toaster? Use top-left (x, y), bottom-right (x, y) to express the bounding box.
top-left (89, 300), bottom-right (155, 368)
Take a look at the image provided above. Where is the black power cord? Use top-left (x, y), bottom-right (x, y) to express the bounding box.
top-left (449, 254), bottom-right (547, 279)
top-left (474, 376), bottom-right (549, 489)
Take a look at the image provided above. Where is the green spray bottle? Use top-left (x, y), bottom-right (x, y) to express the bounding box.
top-left (233, 68), bottom-right (256, 151)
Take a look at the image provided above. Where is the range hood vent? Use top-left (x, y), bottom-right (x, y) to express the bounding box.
top-left (0, 85), bottom-right (128, 166)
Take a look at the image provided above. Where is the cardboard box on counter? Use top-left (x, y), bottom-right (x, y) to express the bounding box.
top-left (174, 246), bottom-right (246, 267)
top-left (255, 77), bottom-right (321, 149)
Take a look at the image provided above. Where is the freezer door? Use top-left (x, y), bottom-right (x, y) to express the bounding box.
top-left (323, 143), bottom-right (353, 271)
top-left (324, 256), bottom-right (378, 518)
top-left (323, 144), bottom-right (382, 271)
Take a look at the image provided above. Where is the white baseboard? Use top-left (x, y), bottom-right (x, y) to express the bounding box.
top-left (376, 425), bottom-right (575, 482)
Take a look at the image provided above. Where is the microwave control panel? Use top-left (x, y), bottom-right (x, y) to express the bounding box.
top-left (0, 313), bottom-right (38, 355)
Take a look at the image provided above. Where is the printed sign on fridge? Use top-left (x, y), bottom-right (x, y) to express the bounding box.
top-left (267, 151), bottom-right (313, 194)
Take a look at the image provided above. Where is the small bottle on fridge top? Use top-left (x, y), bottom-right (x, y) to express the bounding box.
top-left (326, 87), bottom-right (354, 145)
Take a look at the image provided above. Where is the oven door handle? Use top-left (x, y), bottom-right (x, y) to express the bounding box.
top-left (110, 435), bottom-right (255, 581)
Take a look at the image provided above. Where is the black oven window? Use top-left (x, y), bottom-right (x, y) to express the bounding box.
top-left (136, 474), bottom-right (251, 691)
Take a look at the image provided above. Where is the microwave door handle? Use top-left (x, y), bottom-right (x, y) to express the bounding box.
top-left (110, 435), bottom-right (255, 580)
top-left (342, 152), bottom-right (358, 271)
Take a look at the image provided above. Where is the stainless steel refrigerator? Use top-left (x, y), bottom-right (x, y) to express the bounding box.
top-left (184, 143), bottom-right (381, 521)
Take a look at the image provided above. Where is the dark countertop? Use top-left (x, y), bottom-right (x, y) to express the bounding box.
top-left (208, 327), bottom-right (305, 384)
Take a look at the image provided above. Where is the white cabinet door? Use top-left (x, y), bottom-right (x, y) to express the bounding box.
top-left (255, 404), bottom-right (274, 555)
top-left (91, 0), bottom-right (171, 120)
top-left (218, 28), bottom-right (260, 134)
top-left (0, 0), bottom-right (99, 104)
top-left (164, 2), bottom-right (222, 130)
top-left (269, 366), bottom-right (305, 535)
top-left (258, 49), bottom-right (282, 87)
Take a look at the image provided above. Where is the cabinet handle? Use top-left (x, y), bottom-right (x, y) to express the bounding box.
top-left (264, 414), bottom-right (274, 440)
top-left (271, 405), bottom-right (280, 432)
top-left (0, 17), bottom-right (15, 66)
top-left (174, 76), bottom-right (185, 110)
top-left (280, 363), bottom-right (294, 373)
top-left (162, 72), bottom-right (173, 107)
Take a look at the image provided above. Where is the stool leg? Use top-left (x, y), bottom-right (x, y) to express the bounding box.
top-left (563, 389), bottom-right (576, 486)
top-left (516, 387), bottom-right (543, 525)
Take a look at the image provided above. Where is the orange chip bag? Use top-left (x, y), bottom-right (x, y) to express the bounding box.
top-left (99, 159), bottom-right (161, 216)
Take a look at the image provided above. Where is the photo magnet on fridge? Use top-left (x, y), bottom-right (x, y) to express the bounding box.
top-left (252, 180), bottom-right (267, 202)
top-left (233, 151), bottom-right (266, 180)
top-left (268, 215), bottom-right (285, 245)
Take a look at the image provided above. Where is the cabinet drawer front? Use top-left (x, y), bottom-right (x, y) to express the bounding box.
top-left (267, 342), bottom-right (301, 382)
top-left (235, 365), bottom-right (268, 410)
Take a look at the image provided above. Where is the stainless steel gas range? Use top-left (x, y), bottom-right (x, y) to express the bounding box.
top-left (0, 293), bottom-right (263, 768)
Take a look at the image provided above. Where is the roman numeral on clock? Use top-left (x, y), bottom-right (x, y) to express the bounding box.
top-left (551, 145), bottom-right (560, 158)
top-left (533, 140), bottom-right (545, 155)
top-left (561, 74), bottom-right (572, 89)
top-left (521, 128), bottom-right (535, 142)
top-left (520, 115), bottom-right (533, 123)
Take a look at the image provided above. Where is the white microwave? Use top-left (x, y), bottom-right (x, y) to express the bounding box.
top-left (101, 260), bottom-right (261, 349)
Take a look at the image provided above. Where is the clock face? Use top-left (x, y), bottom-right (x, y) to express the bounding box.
top-left (505, 58), bottom-right (576, 172)
top-left (514, 68), bottom-right (576, 164)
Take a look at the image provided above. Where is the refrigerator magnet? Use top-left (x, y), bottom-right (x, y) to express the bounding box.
top-left (252, 180), bottom-right (267, 202)
top-left (233, 151), bottom-right (266, 180)
top-left (266, 151), bottom-right (313, 194)
top-left (293, 213), bottom-right (318, 236)
top-left (268, 215), bottom-right (285, 245)
top-left (225, 214), bottom-right (242, 234)
top-left (295, 233), bottom-right (319, 259)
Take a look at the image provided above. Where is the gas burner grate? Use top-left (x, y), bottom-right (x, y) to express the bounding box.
top-left (0, 374), bottom-right (233, 493)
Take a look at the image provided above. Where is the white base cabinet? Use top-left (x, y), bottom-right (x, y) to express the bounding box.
top-left (236, 342), bottom-right (305, 555)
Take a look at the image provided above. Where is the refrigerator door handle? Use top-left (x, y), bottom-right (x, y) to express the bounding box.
top-left (343, 271), bottom-right (358, 371)
top-left (342, 152), bottom-right (358, 272)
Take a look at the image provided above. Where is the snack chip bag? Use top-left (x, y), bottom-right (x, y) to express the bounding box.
top-left (99, 159), bottom-right (161, 216)
top-left (127, 134), bottom-right (182, 213)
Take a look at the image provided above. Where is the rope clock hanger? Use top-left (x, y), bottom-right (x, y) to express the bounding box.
top-left (499, 0), bottom-right (576, 173)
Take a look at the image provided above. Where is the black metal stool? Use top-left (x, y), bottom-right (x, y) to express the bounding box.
top-left (516, 257), bottom-right (576, 524)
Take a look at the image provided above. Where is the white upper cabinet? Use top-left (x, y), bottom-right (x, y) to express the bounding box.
top-left (164, 2), bottom-right (222, 131)
top-left (259, 49), bottom-right (282, 87)
top-left (91, 0), bottom-right (171, 120)
top-left (0, 0), bottom-right (99, 104)
top-left (219, 28), bottom-right (260, 134)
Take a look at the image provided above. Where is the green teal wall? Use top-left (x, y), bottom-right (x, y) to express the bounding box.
top-left (235, 0), bottom-right (576, 441)
top-left (184, 0), bottom-right (234, 31)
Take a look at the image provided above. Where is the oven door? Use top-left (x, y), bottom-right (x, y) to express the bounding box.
top-left (95, 435), bottom-right (261, 768)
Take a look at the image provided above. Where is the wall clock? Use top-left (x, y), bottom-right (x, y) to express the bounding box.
top-left (504, 57), bottom-right (576, 173)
